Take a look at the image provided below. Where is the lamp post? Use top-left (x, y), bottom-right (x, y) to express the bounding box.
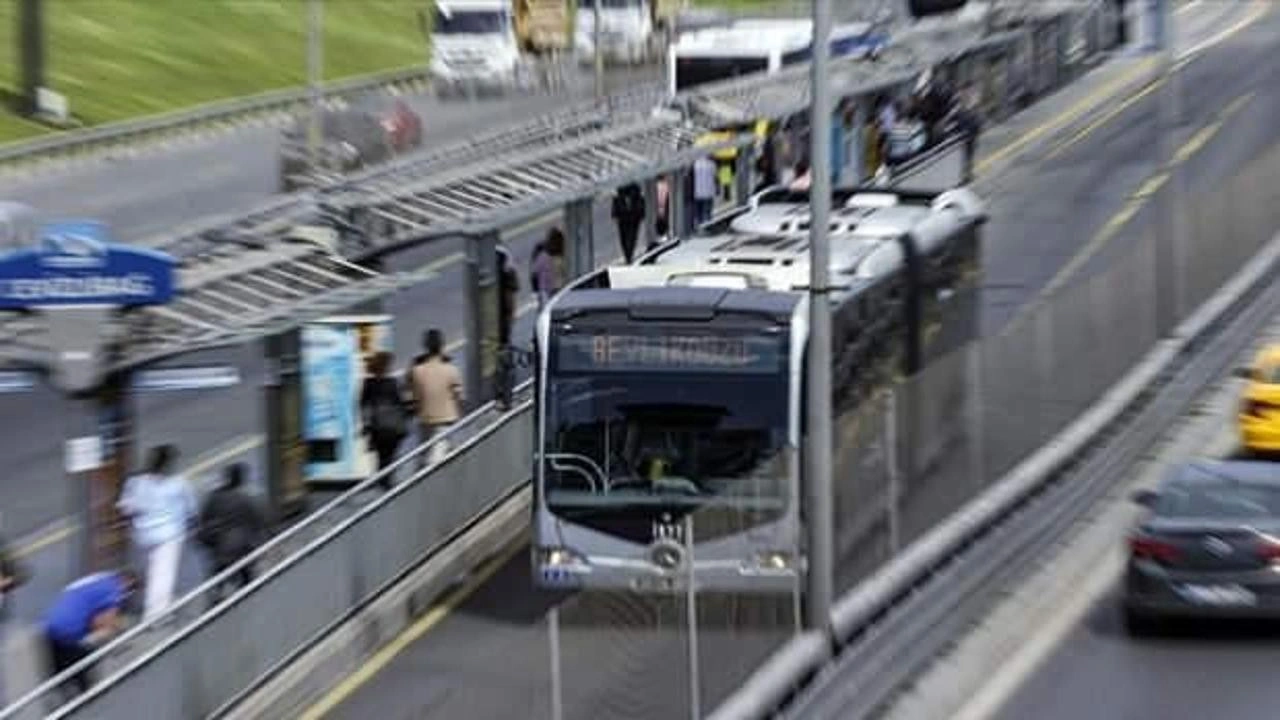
top-left (805, 0), bottom-right (835, 629)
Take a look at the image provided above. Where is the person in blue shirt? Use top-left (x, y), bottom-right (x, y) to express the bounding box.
top-left (43, 569), bottom-right (139, 698)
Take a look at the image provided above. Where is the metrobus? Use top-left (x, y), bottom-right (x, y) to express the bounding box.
top-left (531, 184), bottom-right (987, 594)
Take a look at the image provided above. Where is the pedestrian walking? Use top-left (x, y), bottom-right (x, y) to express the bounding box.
top-left (196, 464), bottom-right (266, 605)
top-left (117, 444), bottom-right (196, 622)
top-left (409, 329), bottom-right (464, 467)
top-left (496, 244), bottom-right (520, 408)
top-left (361, 351), bottom-right (410, 489)
top-left (531, 227), bottom-right (566, 308)
top-left (611, 183), bottom-right (646, 264)
top-left (692, 155), bottom-right (717, 227)
top-left (42, 569), bottom-right (139, 701)
top-left (0, 530), bottom-right (30, 705)
top-left (654, 177), bottom-right (671, 241)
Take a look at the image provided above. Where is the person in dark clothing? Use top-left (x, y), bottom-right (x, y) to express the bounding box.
top-left (496, 244), bottom-right (520, 408)
top-left (496, 244), bottom-right (519, 347)
top-left (611, 183), bottom-right (646, 264)
top-left (361, 351), bottom-right (409, 490)
top-left (43, 569), bottom-right (139, 700)
top-left (196, 464), bottom-right (266, 605)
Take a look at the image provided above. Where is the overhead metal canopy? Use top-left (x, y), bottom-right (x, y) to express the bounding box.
top-left (684, 28), bottom-right (1025, 127)
top-left (0, 11), bottom-right (1077, 382)
top-left (333, 116), bottom-right (752, 256)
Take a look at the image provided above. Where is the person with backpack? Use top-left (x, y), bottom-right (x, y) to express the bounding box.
top-left (196, 463), bottom-right (266, 605)
top-left (360, 351), bottom-right (409, 490)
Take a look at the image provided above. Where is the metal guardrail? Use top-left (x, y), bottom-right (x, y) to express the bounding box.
top-left (0, 381), bottom-right (533, 720)
top-left (0, 66), bottom-right (446, 171)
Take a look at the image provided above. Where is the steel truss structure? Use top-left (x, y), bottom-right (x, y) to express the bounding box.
top-left (0, 8), bottom-right (1079, 382)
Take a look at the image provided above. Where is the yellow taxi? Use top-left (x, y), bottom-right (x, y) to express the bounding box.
top-left (1237, 343), bottom-right (1280, 453)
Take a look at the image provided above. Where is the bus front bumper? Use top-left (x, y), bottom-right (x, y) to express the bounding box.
top-left (534, 555), bottom-right (801, 595)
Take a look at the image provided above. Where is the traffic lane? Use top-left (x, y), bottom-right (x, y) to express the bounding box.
top-left (0, 64), bottom-right (661, 240)
top-left (325, 545), bottom-right (797, 720)
top-left (1062, 5), bottom-right (1280, 292)
top-left (991, 586), bottom-right (1280, 720)
top-left (978, 3), bottom-right (1277, 335)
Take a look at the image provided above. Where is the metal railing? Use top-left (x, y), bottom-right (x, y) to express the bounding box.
top-left (0, 380), bottom-right (534, 720)
top-left (0, 66), bottom-right (439, 171)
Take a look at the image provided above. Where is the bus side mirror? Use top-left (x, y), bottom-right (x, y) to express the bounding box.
top-left (1233, 366), bottom-right (1253, 379)
top-left (1130, 489), bottom-right (1158, 507)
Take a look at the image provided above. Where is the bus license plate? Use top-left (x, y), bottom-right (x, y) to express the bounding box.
top-left (1176, 583), bottom-right (1256, 606)
top-left (539, 567), bottom-right (583, 588)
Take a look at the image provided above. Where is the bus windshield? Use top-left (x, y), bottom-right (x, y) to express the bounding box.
top-left (544, 370), bottom-right (790, 510)
top-left (675, 56), bottom-right (769, 92)
top-left (434, 8), bottom-right (507, 34)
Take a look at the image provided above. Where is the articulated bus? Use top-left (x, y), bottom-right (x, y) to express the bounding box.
top-left (532, 185), bottom-right (987, 594)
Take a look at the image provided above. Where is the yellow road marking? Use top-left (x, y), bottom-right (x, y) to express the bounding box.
top-left (1004, 91), bottom-right (1253, 333)
top-left (1175, 0), bottom-right (1268, 66)
top-left (974, 58), bottom-right (1159, 176)
top-left (297, 539), bottom-right (525, 720)
top-left (1044, 79), bottom-right (1164, 161)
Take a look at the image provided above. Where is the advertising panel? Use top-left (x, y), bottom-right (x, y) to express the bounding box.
top-left (300, 316), bottom-right (392, 484)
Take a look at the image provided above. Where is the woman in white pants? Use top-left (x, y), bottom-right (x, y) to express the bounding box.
top-left (118, 445), bottom-right (197, 622)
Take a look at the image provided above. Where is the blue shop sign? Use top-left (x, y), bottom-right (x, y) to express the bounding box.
top-left (0, 220), bottom-right (176, 309)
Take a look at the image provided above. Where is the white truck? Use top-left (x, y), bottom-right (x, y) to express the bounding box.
top-left (425, 0), bottom-right (535, 95)
top-left (575, 0), bottom-right (687, 66)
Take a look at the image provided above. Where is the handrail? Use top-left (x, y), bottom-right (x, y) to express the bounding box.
top-left (0, 378), bottom-right (532, 720)
top-left (48, 390), bottom-right (537, 720)
top-left (0, 65), bottom-right (433, 168)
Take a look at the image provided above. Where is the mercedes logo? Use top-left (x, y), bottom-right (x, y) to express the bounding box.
top-left (1203, 536), bottom-right (1233, 557)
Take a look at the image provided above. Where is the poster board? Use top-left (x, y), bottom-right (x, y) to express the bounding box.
top-left (300, 315), bottom-right (393, 484)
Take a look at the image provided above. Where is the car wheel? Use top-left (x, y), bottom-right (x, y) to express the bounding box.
top-left (1122, 607), bottom-right (1161, 637)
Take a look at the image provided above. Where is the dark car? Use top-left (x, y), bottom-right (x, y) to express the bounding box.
top-left (1123, 459), bottom-right (1280, 635)
top-left (278, 96), bottom-right (423, 192)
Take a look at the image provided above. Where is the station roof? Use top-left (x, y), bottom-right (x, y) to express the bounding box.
top-left (0, 9), bottom-right (1073, 384)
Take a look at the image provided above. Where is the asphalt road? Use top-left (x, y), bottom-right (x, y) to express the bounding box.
top-left (309, 4), bottom-right (1280, 718)
top-left (987, 326), bottom-right (1280, 720)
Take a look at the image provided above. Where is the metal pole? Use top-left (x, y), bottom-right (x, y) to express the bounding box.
top-left (804, 0), bottom-right (834, 631)
top-left (684, 514), bottom-right (701, 720)
top-left (885, 391), bottom-right (899, 553)
top-left (1153, 0), bottom-right (1178, 334)
top-left (18, 0), bottom-right (45, 116)
top-left (592, 0), bottom-right (604, 101)
top-left (549, 606), bottom-right (564, 720)
top-left (307, 0), bottom-right (324, 180)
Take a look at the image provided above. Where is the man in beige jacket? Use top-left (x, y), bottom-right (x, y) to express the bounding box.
top-left (409, 329), bottom-right (464, 466)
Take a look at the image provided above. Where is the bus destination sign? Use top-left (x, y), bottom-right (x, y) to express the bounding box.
top-left (556, 332), bottom-right (783, 374)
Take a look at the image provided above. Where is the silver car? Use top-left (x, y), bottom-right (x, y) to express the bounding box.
top-left (1123, 459), bottom-right (1280, 635)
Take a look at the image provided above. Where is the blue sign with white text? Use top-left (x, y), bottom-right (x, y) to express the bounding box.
top-left (0, 220), bottom-right (176, 309)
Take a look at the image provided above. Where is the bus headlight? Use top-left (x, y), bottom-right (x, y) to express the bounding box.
top-left (539, 547), bottom-right (588, 570)
top-left (744, 551), bottom-right (795, 574)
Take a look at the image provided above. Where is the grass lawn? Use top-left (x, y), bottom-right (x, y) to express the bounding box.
top-left (0, 0), bottom-right (798, 145)
top-left (0, 0), bottom-right (427, 143)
